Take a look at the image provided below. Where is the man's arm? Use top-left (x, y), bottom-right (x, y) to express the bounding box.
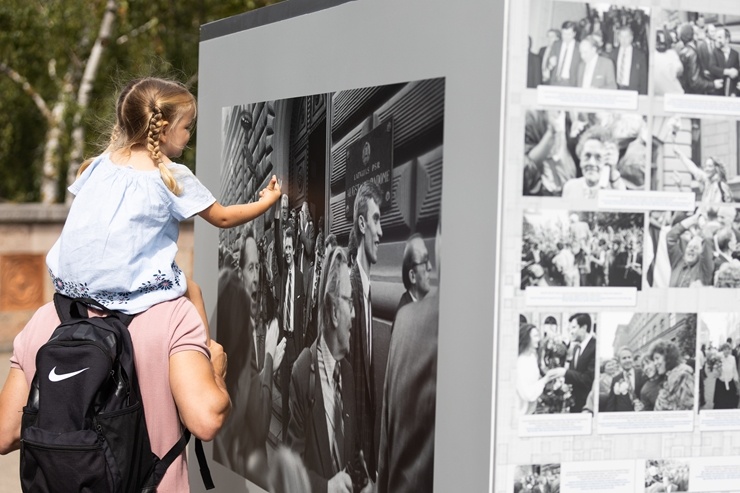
top-left (666, 222), bottom-right (687, 268)
top-left (170, 340), bottom-right (231, 442)
top-left (0, 368), bottom-right (28, 454)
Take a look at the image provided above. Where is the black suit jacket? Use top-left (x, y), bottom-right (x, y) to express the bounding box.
top-left (395, 291), bottom-right (414, 314)
top-left (550, 40), bottom-right (581, 86)
top-left (288, 342), bottom-right (356, 493)
top-left (609, 45), bottom-right (648, 94)
top-left (377, 292), bottom-right (438, 493)
top-left (349, 262), bottom-right (377, 477)
top-left (605, 368), bottom-right (646, 412)
top-left (565, 337), bottom-right (596, 413)
top-left (279, 267), bottom-right (305, 348)
top-left (213, 268), bottom-right (274, 486)
top-left (709, 47), bottom-right (740, 96)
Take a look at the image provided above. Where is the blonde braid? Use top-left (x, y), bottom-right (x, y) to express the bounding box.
top-left (147, 107), bottom-right (181, 195)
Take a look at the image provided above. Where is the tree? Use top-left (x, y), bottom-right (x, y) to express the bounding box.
top-left (0, 0), bottom-right (282, 203)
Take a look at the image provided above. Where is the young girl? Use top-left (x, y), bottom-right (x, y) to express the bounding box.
top-left (46, 77), bottom-right (281, 336)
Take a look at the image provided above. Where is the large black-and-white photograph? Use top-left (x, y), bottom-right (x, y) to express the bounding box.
top-left (518, 312), bottom-right (597, 415)
top-left (645, 209), bottom-right (740, 289)
top-left (654, 10), bottom-right (740, 97)
top-left (645, 459), bottom-right (690, 492)
top-left (214, 78), bottom-right (444, 492)
top-left (521, 210), bottom-right (645, 289)
top-left (599, 313), bottom-right (697, 413)
top-left (523, 109), bottom-right (648, 196)
top-left (651, 115), bottom-right (740, 202)
top-left (527, 1), bottom-right (650, 93)
top-left (698, 314), bottom-right (740, 411)
top-left (513, 463), bottom-right (561, 493)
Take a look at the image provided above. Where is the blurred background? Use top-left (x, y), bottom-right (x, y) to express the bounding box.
top-left (0, 2), bottom-right (281, 489)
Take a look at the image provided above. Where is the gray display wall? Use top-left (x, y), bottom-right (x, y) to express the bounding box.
top-left (193, 0), bottom-right (505, 492)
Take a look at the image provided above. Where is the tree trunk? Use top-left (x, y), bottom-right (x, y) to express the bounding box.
top-left (66, 0), bottom-right (118, 203)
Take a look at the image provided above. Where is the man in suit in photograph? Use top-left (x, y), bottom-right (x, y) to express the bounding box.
top-left (280, 227), bottom-right (306, 439)
top-left (550, 21), bottom-right (581, 87)
top-left (538, 29), bottom-right (561, 85)
top-left (610, 25), bottom-right (648, 94)
top-left (605, 347), bottom-right (646, 412)
top-left (288, 245), bottom-right (365, 493)
top-left (378, 221), bottom-right (441, 493)
top-left (577, 35), bottom-right (617, 90)
top-left (551, 313), bottom-right (596, 413)
top-left (709, 28), bottom-right (740, 96)
top-left (396, 234), bottom-right (432, 313)
top-left (349, 180), bottom-right (385, 481)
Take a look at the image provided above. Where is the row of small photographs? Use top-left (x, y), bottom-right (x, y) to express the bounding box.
top-left (521, 209), bottom-right (740, 290)
top-left (513, 460), bottom-right (694, 493)
top-left (517, 311), bottom-right (740, 417)
top-left (527, 2), bottom-right (740, 101)
top-left (522, 110), bottom-right (740, 205)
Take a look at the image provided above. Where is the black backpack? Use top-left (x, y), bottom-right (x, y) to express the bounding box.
top-left (20, 294), bottom-right (214, 492)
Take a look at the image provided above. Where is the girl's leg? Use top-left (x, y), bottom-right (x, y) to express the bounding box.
top-left (185, 277), bottom-right (211, 344)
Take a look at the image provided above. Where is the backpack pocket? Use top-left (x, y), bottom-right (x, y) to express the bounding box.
top-left (20, 428), bottom-right (114, 493)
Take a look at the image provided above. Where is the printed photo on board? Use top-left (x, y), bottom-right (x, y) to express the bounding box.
top-left (599, 312), bottom-right (697, 413)
top-left (654, 10), bottom-right (740, 97)
top-left (522, 210), bottom-right (645, 290)
top-left (214, 78), bottom-right (444, 493)
top-left (527, 0), bottom-right (650, 94)
top-left (518, 312), bottom-right (597, 415)
top-left (523, 109), bottom-right (648, 196)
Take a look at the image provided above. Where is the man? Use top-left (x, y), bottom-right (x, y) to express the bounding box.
top-left (714, 227), bottom-right (736, 275)
top-left (550, 21), bottom-right (581, 87)
top-left (539, 29), bottom-right (561, 84)
top-left (297, 201), bottom-right (316, 289)
top-left (666, 212), bottom-right (714, 287)
top-left (678, 24), bottom-right (722, 95)
top-left (280, 227), bottom-right (306, 438)
top-left (577, 35), bottom-right (617, 90)
top-left (288, 246), bottom-right (366, 493)
top-left (613, 238), bottom-right (642, 288)
top-left (349, 180), bottom-right (385, 481)
top-left (610, 25), bottom-right (648, 94)
top-left (551, 313), bottom-right (596, 413)
top-left (0, 299), bottom-right (230, 492)
top-left (561, 127), bottom-right (626, 199)
top-left (377, 221), bottom-right (441, 493)
top-left (709, 28), bottom-right (740, 96)
top-left (214, 233), bottom-right (285, 485)
top-left (605, 347), bottom-right (646, 412)
top-left (274, 193), bottom-right (290, 279)
top-left (527, 36), bottom-right (542, 89)
top-left (396, 234), bottom-right (432, 312)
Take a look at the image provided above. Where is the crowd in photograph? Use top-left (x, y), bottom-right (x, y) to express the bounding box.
top-left (647, 207), bottom-right (740, 288)
top-left (522, 212), bottom-right (644, 289)
top-left (523, 110), bottom-right (647, 197)
top-left (655, 13), bottom-right (740, 97)
top-left (645, 460), bottom-right (690, 492)
top-left (699, 338), bottom-right (740, 410)
top-left (528, 6), bottom-right (649, 93)
top-left (216, 181), bottom-right (440, 492)
top-left (513, 465), bottom-right (561, 493)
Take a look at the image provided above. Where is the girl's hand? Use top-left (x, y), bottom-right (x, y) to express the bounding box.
top-left (259, 175), bottom-right (282, 203)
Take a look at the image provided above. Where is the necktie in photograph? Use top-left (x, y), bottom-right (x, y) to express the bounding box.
top-left (333, 365), bottom-right (344, 472)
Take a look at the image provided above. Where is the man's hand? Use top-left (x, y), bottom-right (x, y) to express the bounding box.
top-left (714, 79), bottom-right (724, 89)
top-left (727, 68), bottom-right (739, 79)
top-left (265, 318), bottom-right (286, 371)
top-left (549, 367), bottom-right (567, 378)
top-left (327, 471), bottom-right (353, 493)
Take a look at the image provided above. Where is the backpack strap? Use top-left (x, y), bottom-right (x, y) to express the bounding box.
top-left (149, 431), bottom-right (214, 490)
top-left (53, 293), bottom-right (134, 326)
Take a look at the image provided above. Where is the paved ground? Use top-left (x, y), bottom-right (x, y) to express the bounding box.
top-left (0, 352), bottom-right (20, 492)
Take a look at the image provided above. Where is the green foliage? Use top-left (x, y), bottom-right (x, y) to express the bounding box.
top-left (0, 0), bottom-right (282, 202)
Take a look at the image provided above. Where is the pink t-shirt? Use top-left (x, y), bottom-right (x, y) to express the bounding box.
top-left (11, 297), bottom-right (209, 492)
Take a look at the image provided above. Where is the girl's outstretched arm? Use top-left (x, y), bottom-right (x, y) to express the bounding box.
top-left (199, 175), bottom-right (281, 228)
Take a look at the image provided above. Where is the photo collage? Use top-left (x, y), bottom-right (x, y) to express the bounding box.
top-left (497, 1), bottom-right (740, 492)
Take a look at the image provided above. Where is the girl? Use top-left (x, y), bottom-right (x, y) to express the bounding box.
top-left (46, 77), bottom-right (281, 338)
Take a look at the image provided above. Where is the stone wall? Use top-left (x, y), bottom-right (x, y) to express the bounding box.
top-left (0, 204), bottom-right (194, 351)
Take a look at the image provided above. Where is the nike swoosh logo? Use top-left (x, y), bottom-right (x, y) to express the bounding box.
top-left (48, 366), bottom-right (90, 382)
